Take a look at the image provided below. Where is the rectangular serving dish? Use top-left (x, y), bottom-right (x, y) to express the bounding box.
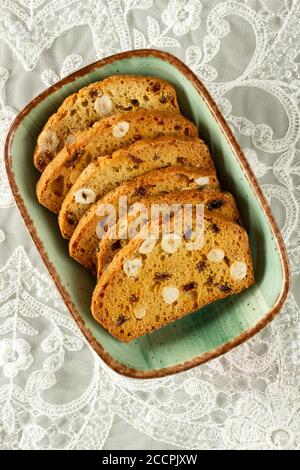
top-left (5, 50), bottom-right (289, 378)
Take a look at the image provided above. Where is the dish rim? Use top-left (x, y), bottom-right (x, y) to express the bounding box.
top-left (4, 49), bottom-right (290, 379)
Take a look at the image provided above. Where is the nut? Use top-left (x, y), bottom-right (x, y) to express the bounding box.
top-left (230, 261), bottom-right (247, 280)
top-left (139, 237), bottom-right (157, 254)
top-left (162, 286), bottom-right (179, 304)
top-left (194, 176), bottom-right (210, 187)
top-left (112, 121), bottom-right (129, 138)
top-left (74, 188), bottom-right (96, 204)
top-left (65, 134), bottom-right (76, 146)
top-left (207, 248), bottom-right (225, 262)
top-left (123, 257), bottom-right (143, 277)
top-left (161, 233), bottom-right (181, 254)
top-left (134, 305), bottom-right (146, 319)
top-left (94, 94), bottom-right (113, 115)
top-left (101, 263), bottom-right (110, 274)
top-left (38, 130), bottom-right (59, 152)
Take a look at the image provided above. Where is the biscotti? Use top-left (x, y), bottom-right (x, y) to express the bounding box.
top-left (91, 214), bottom-right (254, 342)
top-left (96, 190), bottom-right (241, 277)
top-left (36, 111), bottom-right (197, 213)
top-left (34, 75), bottom-right (179, 171)
top-left (69, 166), bottom-right (220, 272)
top-left (59, 136), bottom-right (214, 238)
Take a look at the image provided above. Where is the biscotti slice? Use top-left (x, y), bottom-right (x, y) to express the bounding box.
top-left (36, 110), bottom-right (197, 213)
top-left (34, 75), bottom-right (179, 171)
top-left (91, 214), bottom-right (254, 342)
top-left (59, 136), bottom-right (213, 238)
top-left (69, 166), bottom-right (219, 272)
top-left (96, 190), bottom-right (241, 277)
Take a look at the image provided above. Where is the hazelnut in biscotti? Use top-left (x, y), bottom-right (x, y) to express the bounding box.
top-left (69, 166), bottom-right (220, 273)
top-left (59, 136), bottom-right (214, 239)
top-left (36, 110), bottom-right (197, 214)
top-left (91, 214), bottom-right (254, 342)
top-left (34, 75), bottom-right (179, 171)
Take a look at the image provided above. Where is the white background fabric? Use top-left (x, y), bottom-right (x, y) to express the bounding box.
top-left (0, 0), bottom-right (299, 450)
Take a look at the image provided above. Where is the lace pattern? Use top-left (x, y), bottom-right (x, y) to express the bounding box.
top-left (0, 0), bottom-right (299, 450)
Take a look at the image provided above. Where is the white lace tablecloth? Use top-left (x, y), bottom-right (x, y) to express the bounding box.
top-left (0, 0), bottom-right (299, 450)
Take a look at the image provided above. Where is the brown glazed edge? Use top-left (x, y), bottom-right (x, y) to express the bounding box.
top-left (5, 49), bottom-right (290, 379)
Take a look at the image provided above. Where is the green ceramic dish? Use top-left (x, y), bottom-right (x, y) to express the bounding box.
top-left (5, 50), bottom-right (289, 378)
